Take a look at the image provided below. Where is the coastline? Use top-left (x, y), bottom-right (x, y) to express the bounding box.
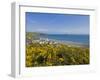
top-left (50, 39), bottom-right (89, 48)
top-left (31, 38), bottom-right (89, 48)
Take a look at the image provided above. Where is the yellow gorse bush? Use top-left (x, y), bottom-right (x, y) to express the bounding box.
top-left (26, 42), bottom-right (89, 67)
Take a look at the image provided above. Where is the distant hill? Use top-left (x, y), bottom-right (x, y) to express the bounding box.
top-left (26, 32), bottom-right (40, 40)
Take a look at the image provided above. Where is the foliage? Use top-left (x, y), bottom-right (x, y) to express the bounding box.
top-left (26, 32), bottom-right (40, 40)
top-left (26, 42), bottom-right (89, 67)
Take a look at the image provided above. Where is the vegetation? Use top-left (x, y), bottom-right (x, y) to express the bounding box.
top-left (26, 32), bottom-right (40, 40)
top-left (26, 32), bottom-right (89, 67)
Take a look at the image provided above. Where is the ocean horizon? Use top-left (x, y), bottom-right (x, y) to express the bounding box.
top-left (40, 34), bottom-right (89, 45)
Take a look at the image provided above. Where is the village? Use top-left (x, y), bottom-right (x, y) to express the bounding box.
top-left (26, 37), bottom-right (58, 45)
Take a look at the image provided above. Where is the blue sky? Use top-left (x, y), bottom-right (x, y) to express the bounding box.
top-left (26, 12), bottom-right (89, 35)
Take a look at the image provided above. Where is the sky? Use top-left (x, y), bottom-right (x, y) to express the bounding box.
top-left (26, 12), bottom-right (89, 35)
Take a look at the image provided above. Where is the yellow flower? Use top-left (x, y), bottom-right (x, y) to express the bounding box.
top-left (59, 58), bottom-right (64, 62)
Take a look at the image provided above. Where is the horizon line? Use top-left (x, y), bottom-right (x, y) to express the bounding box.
top-left (26, 31), bottom-right (89, 35)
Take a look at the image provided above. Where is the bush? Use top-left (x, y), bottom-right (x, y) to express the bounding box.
top-left (26, 42), bottom-right (89, 67)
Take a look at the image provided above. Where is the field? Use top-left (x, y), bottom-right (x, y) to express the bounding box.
top-left (26, 32), bottom-right (89, 67)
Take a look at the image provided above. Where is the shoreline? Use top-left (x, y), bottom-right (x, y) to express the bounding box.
top-left (49, 39), bottom-right (89, 48)
top-left (31, 38), bottom-right (89, 48)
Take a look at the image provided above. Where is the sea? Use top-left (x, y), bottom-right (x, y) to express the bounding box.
top-left (40, 34), bottom-right (89, 45)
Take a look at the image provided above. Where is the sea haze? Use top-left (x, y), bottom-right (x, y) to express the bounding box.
top-left (40, 34), bottom-right (89, 45)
